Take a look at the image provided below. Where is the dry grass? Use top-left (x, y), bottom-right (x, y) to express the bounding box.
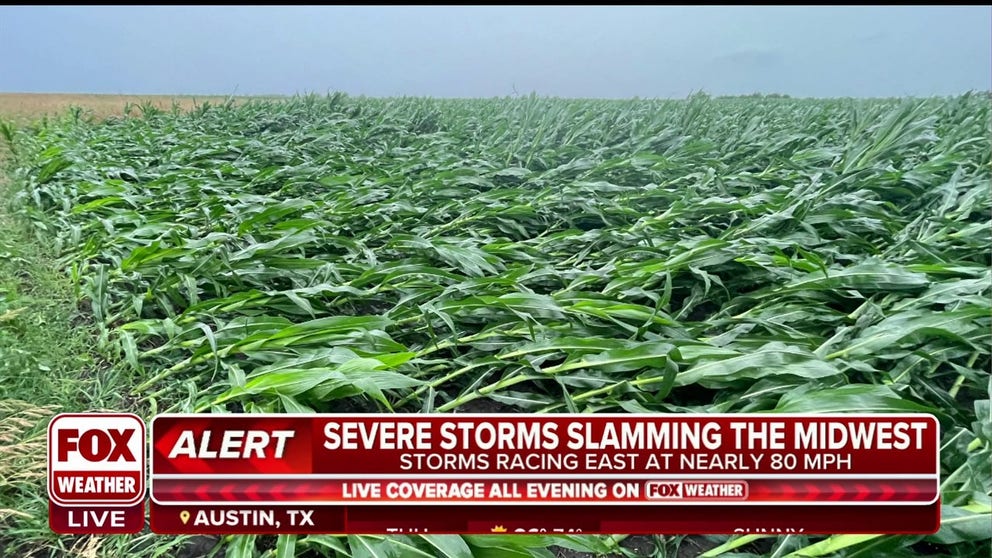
top-left (68, 535), bottom-right (105, 558)
top-left (0, 399), bottom-right (60, 521)
top-left (0, 92), bottom-right (251, 123)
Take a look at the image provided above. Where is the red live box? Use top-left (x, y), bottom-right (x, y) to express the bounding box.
top-left (48, 413), bottom-right (146, 534)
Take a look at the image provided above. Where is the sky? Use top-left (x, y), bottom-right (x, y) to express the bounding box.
top-left (1, 6), bottom-right (989, 99)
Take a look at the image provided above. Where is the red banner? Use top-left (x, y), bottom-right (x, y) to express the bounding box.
top-left (148, 413), bottom-right (940, 534)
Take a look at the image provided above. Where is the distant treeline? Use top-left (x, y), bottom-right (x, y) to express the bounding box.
top-left (715, 93), bottom-right (792, 99)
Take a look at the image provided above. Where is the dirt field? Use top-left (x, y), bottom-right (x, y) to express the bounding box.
top-left (0, 92), bottom-right (249, 122)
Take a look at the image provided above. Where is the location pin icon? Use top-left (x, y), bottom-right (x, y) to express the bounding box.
top-left (180, 510), bottom-right (190, 525)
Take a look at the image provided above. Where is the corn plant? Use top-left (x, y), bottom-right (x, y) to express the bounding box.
top-left (4, 92), bottom-right (990, 557)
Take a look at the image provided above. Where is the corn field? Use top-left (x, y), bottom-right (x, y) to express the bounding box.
top-left (2, 92), bottom-right (990, 557)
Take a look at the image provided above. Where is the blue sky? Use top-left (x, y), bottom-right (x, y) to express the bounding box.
top-left (1, 6), bottom-right (989, 98)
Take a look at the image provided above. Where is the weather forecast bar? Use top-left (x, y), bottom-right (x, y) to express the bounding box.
top-left (147, 503), bottom-right (941, 535)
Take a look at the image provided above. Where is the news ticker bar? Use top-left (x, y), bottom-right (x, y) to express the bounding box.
top-left (149, 476), bottom-right (937, 505)
top-left (48, 412), bottom-right (941, 535)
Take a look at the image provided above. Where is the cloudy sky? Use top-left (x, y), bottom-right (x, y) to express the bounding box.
top-left (1, 6), bottom-right (989, 98)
